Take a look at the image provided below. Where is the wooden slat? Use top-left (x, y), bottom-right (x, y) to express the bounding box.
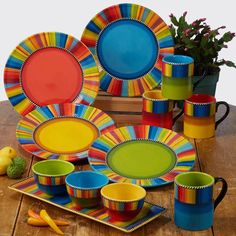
top-left (109, 113), bottom-right (141, 127)
top-left (94, 95), bottom-right (142, 113)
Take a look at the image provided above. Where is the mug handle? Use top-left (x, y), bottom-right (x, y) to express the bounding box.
top-left (173, 108), bottom-right (184, 124)
top-left (215, 101), bottom-right (230, 129)
top-left (214, 177), bottom-right (228, 209)
top-left (193, 70), bottom-right (207, 92)
top-left (172, 70), bottom-right (208, 124)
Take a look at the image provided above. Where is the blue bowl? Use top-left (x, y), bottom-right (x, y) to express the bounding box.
top-left (66, 171), bottom-right (109, 208)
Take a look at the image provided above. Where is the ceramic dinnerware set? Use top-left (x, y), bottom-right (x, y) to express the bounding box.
top-left (5, 3), bottom-right (229, 233)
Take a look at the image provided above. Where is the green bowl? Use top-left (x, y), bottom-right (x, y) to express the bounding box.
top-left (32, 160), bottom-right (75, 195)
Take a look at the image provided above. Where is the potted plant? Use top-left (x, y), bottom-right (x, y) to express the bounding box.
top-left (169, 12), bottom-right (235, 95)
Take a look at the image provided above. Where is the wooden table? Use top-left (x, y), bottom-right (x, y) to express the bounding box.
top-left (0, 100), bottom-right (236, 236)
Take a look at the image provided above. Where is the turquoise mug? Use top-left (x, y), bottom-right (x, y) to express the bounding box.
top-left (174, 172), bottom-right (228, 231)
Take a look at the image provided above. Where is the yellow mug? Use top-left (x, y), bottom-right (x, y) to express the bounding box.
top-left (184, 94), bottom-right (230, 138)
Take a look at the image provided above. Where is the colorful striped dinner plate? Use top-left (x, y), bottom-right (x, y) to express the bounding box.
top-left (81, 3), bottom-right (174, 97)
top-left (88, 125), bottom-right (196, 187)
top-left (4, 32), bottom-right (100, 116)
top-left (16, 103), bottom-right (116, 162)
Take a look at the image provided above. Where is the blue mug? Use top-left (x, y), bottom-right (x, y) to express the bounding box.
top-left (174, 172), bottom-right (228, 231)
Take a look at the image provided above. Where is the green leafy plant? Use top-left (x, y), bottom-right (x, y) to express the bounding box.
top-left (169, 12), bottom-right (235, 75)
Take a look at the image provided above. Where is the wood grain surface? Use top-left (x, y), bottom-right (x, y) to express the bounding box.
top-left (0, 101), bottom-right (235, 236)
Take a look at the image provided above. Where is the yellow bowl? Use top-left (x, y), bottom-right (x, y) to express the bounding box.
top-left (101, 183), bottom-right (146, 221)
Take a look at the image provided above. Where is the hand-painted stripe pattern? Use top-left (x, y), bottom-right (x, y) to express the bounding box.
top-left (16, 103), bottom-right (116, 162)
top-left (66, 185), bottom-right (101, 198)
top-left (102, 197), bottom-right (144, 211)
top-left (142, 98), bottom-right (174, 114)
top-left (34, 174), bottom-right (66, 186)
top-left (11, 177), bottom-right (166, 233)
top-left (162, 60), bottom-right (194, 78)
top-left (184, 101), bottom-right (216, 117)
top-left (88, 125), bottom-right (196, 187)
top-left (4, 32), bottom-right (100, 116)
top-left (174, 183), bottom-right (213, 204)
top-left (81, 3), bottom-right (174, 96)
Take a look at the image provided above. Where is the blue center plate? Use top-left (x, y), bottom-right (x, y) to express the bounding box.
top-left (81, 3), bottom-right (174, 97)
top-left (97, 19), bottom-right (159, 80)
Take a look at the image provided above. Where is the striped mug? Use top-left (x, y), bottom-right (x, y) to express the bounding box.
top-left (184, 94), bottom-right (230, 138)
top-left (174, 172), bottom-right (228, 231)
top-left (162, 55), bottom-right (194, 100)
top-left (142, 89), bottom-right (181, 129)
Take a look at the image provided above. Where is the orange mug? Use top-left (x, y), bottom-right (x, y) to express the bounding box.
top-left (184, 94), bottom-right (230, 138)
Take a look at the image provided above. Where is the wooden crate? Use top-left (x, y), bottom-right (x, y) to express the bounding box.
top-left (93, 91), bottom-right (142, 126)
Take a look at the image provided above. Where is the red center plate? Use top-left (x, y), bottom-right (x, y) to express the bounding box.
top-left (4, 32), bottom-right (100, 116)
top-left (21, 47), bottom-right (83, 106)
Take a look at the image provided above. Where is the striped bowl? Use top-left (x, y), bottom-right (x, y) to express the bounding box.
top-left (101, 183), bottom-right (146, 221)
top-left (65, 171), bottom-right (109, 208)
top-left (32, 160), bottom-right (75, 195)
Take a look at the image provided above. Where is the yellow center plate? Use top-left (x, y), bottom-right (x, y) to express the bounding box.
top-left (16, 103), bottom-right (116, 162)
top-left (34, 118), bottom-right (99, 154)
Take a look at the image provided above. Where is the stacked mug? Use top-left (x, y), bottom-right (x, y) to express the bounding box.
top-left (142, 54), bottom-right (230, 139)
top-left (162, 55), bottom-right (194, 100)
top-left (142, 90), bottom-right (175, 129)
top-left (142, 55), bottom-right (194, 129)
top-left (184, 94), bottom-right (230, 138)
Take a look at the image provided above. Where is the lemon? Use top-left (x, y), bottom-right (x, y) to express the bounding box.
top-left (0, 146), bottom-right (17, 159)
top-left (0, 156), bottom-right (12, 175)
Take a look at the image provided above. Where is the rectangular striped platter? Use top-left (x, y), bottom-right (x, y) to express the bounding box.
top-left (9, 176), bottom-right (166, 233)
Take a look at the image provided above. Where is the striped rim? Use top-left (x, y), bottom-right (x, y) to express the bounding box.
top-left (4, 32), bottom-right (100, 116)
top-left (81, 3), bottom-right (174, 97)
top-left (16, 103), bottom-right (116, 162)
top-left (162, 55), bottom-right (194, 78)
top-left (88, 125), bottom-right (196, 187)
top-left (174, 172), bottom-right (214, 204)
top-left (142, 90), bottom-right (174, 114)
top-left (184, 95), bottom-right (216, 117)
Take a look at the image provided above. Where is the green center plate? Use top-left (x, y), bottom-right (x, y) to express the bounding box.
top-left (107, 140), bottom-right (176, 179)
top-left (88, 125), bottom-right (196, 188)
